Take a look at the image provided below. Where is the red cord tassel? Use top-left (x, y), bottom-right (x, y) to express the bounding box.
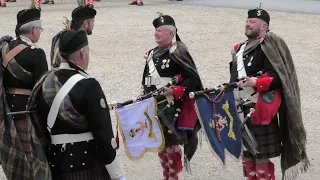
top-left (116, 123), bottom-right (120, 149)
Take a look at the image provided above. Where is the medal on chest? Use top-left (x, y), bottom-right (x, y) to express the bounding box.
top-left (161, 59), bottom-right (170, 69)
top-left (247, 56), bottom-right (254, 67)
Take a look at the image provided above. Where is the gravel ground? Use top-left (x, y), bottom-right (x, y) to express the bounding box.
top-left (0, 0), bottom-right (319, 179)
top-left (181, 0), bottom-right (320, 15)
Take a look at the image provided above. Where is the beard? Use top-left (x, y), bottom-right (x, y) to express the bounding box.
top-left (86, 28), bottom-right (93, 35)
top-left (245, 27), bottom-right (260, 39)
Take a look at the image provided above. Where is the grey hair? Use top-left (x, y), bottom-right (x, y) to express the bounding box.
top-left (163, 25), bottom-right (176, 37)
top-left (19, 20), bottom-right (41, 34)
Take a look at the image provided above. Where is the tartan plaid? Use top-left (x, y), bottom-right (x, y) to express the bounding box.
top-left (0, 73), bottom-right (53, 179)
top-left (14, 118), bottom-right (31, 153)
top-left (0, 40), bottom-right (52, 179)
top-left (42, 69), bottom-right (88, 129)
top-left (243, 115), bottom-right (282, 160)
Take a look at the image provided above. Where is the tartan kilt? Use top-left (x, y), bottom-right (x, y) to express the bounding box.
top-left (243, 105), bottom-right (282, 160)
top-left (14, 117), bottom-right (32, 153)
top-left (53, 162), bottom-right (111, 180)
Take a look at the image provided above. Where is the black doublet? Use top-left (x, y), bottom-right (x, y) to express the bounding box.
top-left (37, 65), bottom-right (116, 178)
top-left (229, 44), bottom-right (281, 90)
top-left (4, 38), bottom-right (48, 119)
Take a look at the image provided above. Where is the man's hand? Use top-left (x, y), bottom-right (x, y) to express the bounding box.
top-left (219, 85), bottom-right (227, 92)
top-left (237, 76), bottom-right (257, 88)
top-left (163, 87), bottom-right (173, 96)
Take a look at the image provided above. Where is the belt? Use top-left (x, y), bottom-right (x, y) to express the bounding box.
top-left (6, 88), bottom-right (32, 95)
top-left (51, 132), bottom-right (94, 145)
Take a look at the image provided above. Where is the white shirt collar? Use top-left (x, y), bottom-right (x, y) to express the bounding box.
top-left (18, 35), bottom-right (37, 49)
top-left (59, 62), bottom-right (90, 77)
top-left (59, 62), bottom-right (74, 70)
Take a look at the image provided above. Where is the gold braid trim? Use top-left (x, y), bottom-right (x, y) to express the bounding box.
top-left (115, 97), bottom-right (165, 161)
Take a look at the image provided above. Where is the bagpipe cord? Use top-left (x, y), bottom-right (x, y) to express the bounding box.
top-left (203, 91), bottom-right (225, 141)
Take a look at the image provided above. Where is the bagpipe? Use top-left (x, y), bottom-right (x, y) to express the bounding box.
top-left (188, 70), bottom-right (265, 164)
top-left (107, 75), bottom-right (182, 160)
top-left (108, 75), bottom-right (181, 109)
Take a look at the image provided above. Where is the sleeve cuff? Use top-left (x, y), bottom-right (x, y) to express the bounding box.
top-left (105, 150), bottom-right (126, 179)
top-left (255, 76), bottom-right (274, 92)
top-left (172, 85), bottom-right (187, 100)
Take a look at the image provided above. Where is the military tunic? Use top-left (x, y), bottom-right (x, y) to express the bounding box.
top-left (3, 36), bottom-right (48, 152)
top-left (37, 63), bottom-right (116, 180)
top-left (142, 45), bottom-right (201, 146)
top-left (230, 41), bottom-right (282, 159)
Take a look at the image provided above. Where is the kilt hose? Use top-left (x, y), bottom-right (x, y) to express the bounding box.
top-left (158, 145), bottom-right (182, 180)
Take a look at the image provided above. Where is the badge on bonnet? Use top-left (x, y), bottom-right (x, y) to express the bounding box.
top-left (160, 16), bottom-right (164, 23)
top-left (257, 10), bottom-right (262, 16)
top-left (256, 2), bottom-right (262, 16)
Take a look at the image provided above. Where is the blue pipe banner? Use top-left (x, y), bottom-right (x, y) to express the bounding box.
top-left (194, 90), bottom-right (242, 164)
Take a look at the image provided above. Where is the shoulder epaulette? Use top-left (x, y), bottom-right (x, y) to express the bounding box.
top-left (233, 40), bottom-right (247, 53)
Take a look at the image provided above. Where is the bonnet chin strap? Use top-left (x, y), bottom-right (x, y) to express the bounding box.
top-left (176, 28), bottom-right (181, 41)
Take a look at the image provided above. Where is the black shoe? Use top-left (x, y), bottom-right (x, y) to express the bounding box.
top-left (129, 1), bottom-right (137, 5)
top-left (137, 1), bottom-right (143, 6)
top-left (42, 1), bottom-right (49, 4)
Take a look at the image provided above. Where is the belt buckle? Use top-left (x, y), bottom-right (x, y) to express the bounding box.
top-left (145, 75), bottom-right (151, 87)
top-left (145, 75), bottom-right (157, 87)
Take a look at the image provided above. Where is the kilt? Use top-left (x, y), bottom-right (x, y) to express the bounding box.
top-left (14, 118), bottom-right (32, 153)
top-left (53, 162), bottom-right (111, 180)
top-left (242, 104), bottom-right (282, 160)
top-left (7, 93), bottom-right (32, 153)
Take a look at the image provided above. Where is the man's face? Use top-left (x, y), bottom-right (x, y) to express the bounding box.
top-left (245, 18), bottom-right (263, 39)
top-left (85, 19), bottom-right (95, 35)
top-left (154, 26), bottom-right (173, 45)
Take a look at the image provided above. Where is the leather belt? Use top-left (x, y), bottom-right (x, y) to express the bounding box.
top-left (6, 88), bottom-right (32, 95)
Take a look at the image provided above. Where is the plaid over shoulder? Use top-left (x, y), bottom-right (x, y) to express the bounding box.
top-left (0, 69), bottom-right (53, 180)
